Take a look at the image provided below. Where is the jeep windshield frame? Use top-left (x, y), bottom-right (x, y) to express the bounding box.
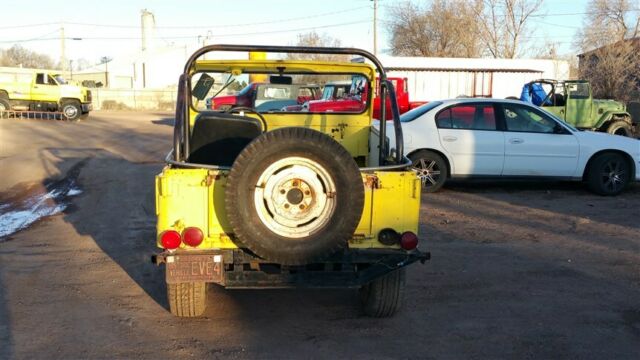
top-left (170, 44), bottom-right (406, 170)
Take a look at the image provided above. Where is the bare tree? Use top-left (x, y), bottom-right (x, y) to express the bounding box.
top-left (575, 0), bottom-right (640, 102)
top-left (387, 0), bottom-right (484, 57)
top-left (387, 0), bottom-right (541, 58)
top-left (476, 0), bottom-right (544, 58)
top-left (286, 31), bottom-right (348, 62)
top-left (0, 45), bottom-right (57, 69)
top-left (286, 31), bottom-right (351, 84)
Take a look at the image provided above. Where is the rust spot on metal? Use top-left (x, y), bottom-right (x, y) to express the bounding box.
top-left (364, 175), bottom-right (380, 189)
top-left (204, 175), bottom-right (216, 186)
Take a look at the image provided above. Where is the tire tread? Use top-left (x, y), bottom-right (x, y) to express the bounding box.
top-left (167, 282), bottom-right (206, 317)
top-left (359, 269), bottom-right (406, 317)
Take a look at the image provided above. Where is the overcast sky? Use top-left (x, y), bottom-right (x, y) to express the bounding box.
top-left (0, 0), bottom-right (610, 66)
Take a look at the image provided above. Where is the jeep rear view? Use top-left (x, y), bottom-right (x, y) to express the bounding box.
top-left (152, 45), bottom-right (429, 318)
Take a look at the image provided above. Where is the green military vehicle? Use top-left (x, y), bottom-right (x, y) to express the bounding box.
top-left (519, 79), bottom-right (635, 137)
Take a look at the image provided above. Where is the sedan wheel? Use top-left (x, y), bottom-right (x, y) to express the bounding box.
top-left (409, 150), bottom-right (448, 193)
top-left (587, 153), bottom-right (630, 196)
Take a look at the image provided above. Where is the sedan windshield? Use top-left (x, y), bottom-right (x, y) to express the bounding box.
top-left (400, 101), bottom-right (443, 123)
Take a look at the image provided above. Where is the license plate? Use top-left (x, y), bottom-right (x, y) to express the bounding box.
top-left (165, 254), bottom-right (223, 284)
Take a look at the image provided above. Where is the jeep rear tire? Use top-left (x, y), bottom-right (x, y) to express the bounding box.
top-left (167, 282), bottom-right (207, 317)
top-left (225, 127), bottom-right (364, 265)
top-left (359, 268), bottom-right (406, 317)
top-left (606, 119), bottom-right (634, 137)
top-left (61, 100), bottom-right (82, 121)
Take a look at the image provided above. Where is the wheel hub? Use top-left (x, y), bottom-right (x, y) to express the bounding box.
top-left (286, 187), bottom-right (304, 205)
top-left (254, 157), bottom-right (336, 238)
top-left (412, 158), bottom-right (441, 187)
top-left (63, 105), bottom-right (78, 118)
top-left (602, 160), bottom-right (626, 191)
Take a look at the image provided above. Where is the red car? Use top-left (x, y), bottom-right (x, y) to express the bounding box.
top-left (306, 76), bottom-right (426, 119)
top-left (283, 80), bottom-right (352, 112)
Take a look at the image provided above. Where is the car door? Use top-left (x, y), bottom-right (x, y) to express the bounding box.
top-left (500, 103), bottom-right (579, 177)
top-left (565, 81), bottom-right (593, 128)
top-left (30, 73), bottom-right (59, 102)
top-left (435, 103), bottom-right (505, 176)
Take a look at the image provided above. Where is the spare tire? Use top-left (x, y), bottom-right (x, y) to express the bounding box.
top-left (225, 127), bottom-right (364, 265)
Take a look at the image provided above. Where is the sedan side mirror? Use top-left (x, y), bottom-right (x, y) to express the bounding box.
top-left (553, 123), bottom-right (566, 134)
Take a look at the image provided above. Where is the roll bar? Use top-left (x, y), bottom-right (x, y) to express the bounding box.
top-left (174, 44), bottom-right (404, 166)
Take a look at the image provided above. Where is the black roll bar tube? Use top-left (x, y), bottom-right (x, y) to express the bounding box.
top-left (378, 78), bottom-right (387, 166)
top-left (381, 79), bottom-right (404, 164)
top-left (176, 44), bottom-right (403, 166)
top-left (173, 74), bottom-right (187, 161)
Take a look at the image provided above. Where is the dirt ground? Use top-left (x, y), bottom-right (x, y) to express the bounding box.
top-left (0, 111), bottom-right (639, 359)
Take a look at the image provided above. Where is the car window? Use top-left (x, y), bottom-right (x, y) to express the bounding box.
top-left (435, 109), bottom-right (452, 128)
top-left (502, 104), bottom-right (557, 133)
top-left (47, 75), bottom-right (58, 85)
top-left (35, 73), bottom-right (46, 85)
top-left (567, 82), bottom-right (590, 99)
top-left (297, 88), bottom-right (313, 97)
top-left (400, 101), bottom-right (443, 123)
top-left (435, 104), bottom-right (497, 130)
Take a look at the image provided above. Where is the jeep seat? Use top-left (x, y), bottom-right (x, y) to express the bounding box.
top-left (188, 112), bottom-right (263, 166)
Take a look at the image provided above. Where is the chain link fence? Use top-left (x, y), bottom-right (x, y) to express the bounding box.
top-left (91, 88), bottom-right (177, 111)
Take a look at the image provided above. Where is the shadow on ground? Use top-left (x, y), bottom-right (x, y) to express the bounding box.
top-left (151, 118), bottom-right (174, 127)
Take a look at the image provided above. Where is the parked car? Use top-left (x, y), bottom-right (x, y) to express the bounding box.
top-left (517, 79), bottom-right (635, 137)
top-left (207, 82), bottom-right (320, 112)
top-left (304, 76), bottom-right (425, 119)
top-left (384, 99), bottom-right (640, 195)
top-left (282, 80), bottom-right (351, 111)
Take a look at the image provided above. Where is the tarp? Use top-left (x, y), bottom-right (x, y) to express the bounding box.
top-left (520, 83), bottom-right (551, 106)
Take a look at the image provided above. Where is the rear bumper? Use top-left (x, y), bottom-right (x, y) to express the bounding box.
top-left (152, 248), bottom-right (430, 289)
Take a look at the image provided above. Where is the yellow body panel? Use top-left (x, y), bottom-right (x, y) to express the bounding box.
top-left (155, 168), bottom-right (421, 250)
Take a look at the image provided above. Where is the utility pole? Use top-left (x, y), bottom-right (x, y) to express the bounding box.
top-left (60, 26), bottom-right (67, 70)
top-left (372, 0), bottom-right (377, 56)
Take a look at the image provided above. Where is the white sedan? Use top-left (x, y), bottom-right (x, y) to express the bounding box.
top-left (387, 99), bottom-right (640, 195)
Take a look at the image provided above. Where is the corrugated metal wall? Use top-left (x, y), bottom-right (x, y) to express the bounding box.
top-left (387, 70), bottom-right (543, 101)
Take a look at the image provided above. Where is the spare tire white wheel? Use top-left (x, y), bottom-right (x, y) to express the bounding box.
top-left (225, 127), bottom-right (364, 265)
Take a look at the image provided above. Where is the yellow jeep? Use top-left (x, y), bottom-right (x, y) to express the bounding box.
top-left (152, 45), bottom-right (429, 317)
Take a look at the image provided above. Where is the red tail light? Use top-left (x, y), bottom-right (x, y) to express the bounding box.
top-left (182, 227), bottom-right (203, 247)
top-left (400, 231), bottom-right (419, 250)
top-left (160, 230), bottom-right (181, 250)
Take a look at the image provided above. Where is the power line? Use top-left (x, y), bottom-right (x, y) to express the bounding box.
top-left (0, 6), bottom-right (369, 30)
top-left (529, 9), bottom-right (640, 17)
top-left (378, 3), bottom-right (639, 17)
top-left (0, 19), bottom-right (373, 44)
top-left (529, 19), bottom-right (582, 29)
top-left (0, 22), bottom-right (60, 30)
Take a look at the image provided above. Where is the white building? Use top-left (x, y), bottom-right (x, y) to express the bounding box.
top-left (378, 55), bottom-right (570, 101)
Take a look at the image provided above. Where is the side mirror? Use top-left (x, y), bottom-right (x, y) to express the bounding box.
top-left (192, 73), bottom-right (215, 100)
top-left (553, 123), bottom-right (566, 134)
